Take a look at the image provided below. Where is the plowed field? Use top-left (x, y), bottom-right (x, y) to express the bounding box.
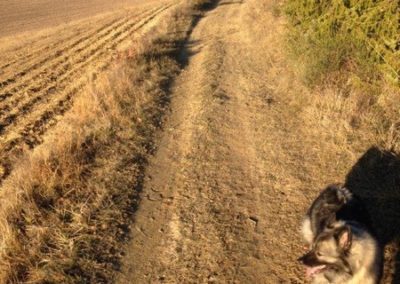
top-left (0, 0), bottom-right (166, 37)
top-left (0, 1), bottom-right (174, 181)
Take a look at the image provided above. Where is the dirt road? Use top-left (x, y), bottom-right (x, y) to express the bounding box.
top-left (118, 1), bottom-right (309, 282)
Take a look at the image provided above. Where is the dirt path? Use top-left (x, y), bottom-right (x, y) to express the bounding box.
top-left (118, 1), bottom-right (310, 283)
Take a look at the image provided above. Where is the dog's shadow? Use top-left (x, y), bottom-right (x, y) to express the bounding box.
top-left (344, 146), bottom-right (400, 283)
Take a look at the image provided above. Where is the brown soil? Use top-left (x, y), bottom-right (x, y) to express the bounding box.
top-left (0, 2), bottom-right (175, 182)
top-left (0, 0), bottom-right (167, 38)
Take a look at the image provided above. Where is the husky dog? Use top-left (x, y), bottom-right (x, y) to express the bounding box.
top-left (299, 184), bottom-right (383, 283)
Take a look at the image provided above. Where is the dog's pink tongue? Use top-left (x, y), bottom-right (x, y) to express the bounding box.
top-left (305, 265), bottom-right (326, 278)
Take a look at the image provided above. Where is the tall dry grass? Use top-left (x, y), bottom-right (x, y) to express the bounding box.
top-left (0, 1), bottom-right (214, 282)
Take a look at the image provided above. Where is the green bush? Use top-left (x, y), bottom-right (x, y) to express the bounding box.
top-left (285, 0), bottom-right (399, 85)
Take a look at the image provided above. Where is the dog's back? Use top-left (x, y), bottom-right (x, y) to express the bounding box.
top-left (301, 184), bottom-right (352, 244)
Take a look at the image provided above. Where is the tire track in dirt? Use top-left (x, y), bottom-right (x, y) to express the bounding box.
top-left (0, 3), bottom-right (175, 182)
top-left (118, 2), bottom-right (262, 283)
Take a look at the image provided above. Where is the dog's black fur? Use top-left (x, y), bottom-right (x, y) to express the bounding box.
top-left (303, 184), bottom-right (373, 243)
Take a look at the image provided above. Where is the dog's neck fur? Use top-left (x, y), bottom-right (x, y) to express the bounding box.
top-left (314, 222), bottom-right (381, 284)
top-left (345, 224), bottom-right (381, 284)
top-left (324, 222), bottom-right (380, 284)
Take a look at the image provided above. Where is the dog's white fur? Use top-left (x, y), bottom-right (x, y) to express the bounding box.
top-left (301, 217), bottom-right (313, 244)
top-left (311, 221), bottom-right (381, 284)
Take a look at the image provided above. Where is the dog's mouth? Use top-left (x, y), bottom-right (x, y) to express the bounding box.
top-left (305, 265), bottom-right (326, 278)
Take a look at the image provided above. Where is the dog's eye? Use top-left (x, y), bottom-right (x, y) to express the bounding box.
top-left (316, 251), bottom-right (322, 257)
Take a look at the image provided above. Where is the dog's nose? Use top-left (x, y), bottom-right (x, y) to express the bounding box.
top-left (297, 255), bottom-right (306, 263)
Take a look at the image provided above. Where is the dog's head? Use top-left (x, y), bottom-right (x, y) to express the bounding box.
top-left (298, 224), bottom-right (353, 278)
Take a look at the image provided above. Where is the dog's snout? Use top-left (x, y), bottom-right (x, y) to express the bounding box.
top-left (297, 255), bottom-right (306, 263)
top-left (298, 252), bottom-right (310, 263)
top-left (298, 251), bottom-right (317, 266)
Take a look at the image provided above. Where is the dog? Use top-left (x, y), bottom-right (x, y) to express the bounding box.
top-left (299, 184), bottom-right (383, 283)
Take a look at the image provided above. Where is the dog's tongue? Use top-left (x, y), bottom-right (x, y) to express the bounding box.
top-left (306, 265), bottom-right (326, 277)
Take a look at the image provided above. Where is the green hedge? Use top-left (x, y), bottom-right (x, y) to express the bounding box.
top-left (285, 0), bottom-right (399, 84)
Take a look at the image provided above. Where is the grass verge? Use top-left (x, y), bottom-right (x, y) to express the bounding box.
top-left (283, 0), bottom-right (400, 151)
top-left (285, 0), bottom-right (399, 87)
top-left (0, 1), bottom-right (216, 282)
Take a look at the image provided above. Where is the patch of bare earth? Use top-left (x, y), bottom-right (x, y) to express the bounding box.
top-left (119, 0), bottom-right (305, 282)
top-left (119, 0), bottom-right (400, 283)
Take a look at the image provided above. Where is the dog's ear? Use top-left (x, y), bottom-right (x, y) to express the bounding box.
top-left (336, 225), bottom-right (352, 252)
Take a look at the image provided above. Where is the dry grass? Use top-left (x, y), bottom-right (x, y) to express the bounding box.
top-left (259, 0), bottom-right (400, 184)
top-left (0, 1), bottom-right (213, 282)
top-left (282, 0), bottom-right (400, 163)
top-left (281, 0), bottom-right (400, 158)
